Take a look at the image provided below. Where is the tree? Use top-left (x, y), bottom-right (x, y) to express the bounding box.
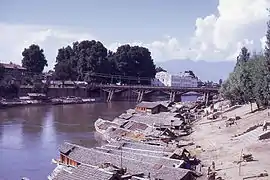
top-left (236, 47), bottom-right (254, 111)
top-left (156, 66), bottom-right (166, 73)
top-left (263, 19), bottom-right (270, 106)
top-left (0, 64), bottom-right (5, 81)
top-left (22, 44), bottom-right (48, 73)
top-left (219, 79), bottom-right (223, 86)
top-left (113, 45), bottom-right (156, 84)
top-left (54, 46), bottom-right (78, 81)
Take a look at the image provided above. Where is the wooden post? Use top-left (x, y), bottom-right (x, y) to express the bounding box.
top-left (239, 149), bottom-right (243, 176)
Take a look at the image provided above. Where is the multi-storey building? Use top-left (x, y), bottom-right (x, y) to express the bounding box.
top-left (152, 71), bottom-right (198, 87)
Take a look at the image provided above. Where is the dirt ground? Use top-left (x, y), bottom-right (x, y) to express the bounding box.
top-left (188, 104), bottom-right (270, 180)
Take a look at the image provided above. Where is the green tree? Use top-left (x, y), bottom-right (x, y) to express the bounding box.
top-left (250, 53), bottom-right (269, 108)
top-left (54, 46), bottom-right (78, 81)
top-left (113, 45), bottom-right (156, 84)
top-left (236, 47), bottom-right (254, 111)
top-left (263, 19), bottom-right (270, 106)
top-left (22, 44), bottom-right (48, 73)
top-left (0, 64), bottom-right (5, 81)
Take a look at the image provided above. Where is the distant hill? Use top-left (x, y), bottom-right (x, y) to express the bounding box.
top-left (156, 59), bottom-right (235, 82)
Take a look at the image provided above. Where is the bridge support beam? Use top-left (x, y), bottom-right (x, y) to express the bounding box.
top-left (169, 91), bottom-right (176, 102)
top-left (137, 90), bottom-right (144, 103)
top-left (107, 89), bottom-right (114, 102)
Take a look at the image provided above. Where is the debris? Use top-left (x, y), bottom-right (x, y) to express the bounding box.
top-left (243, 172), bottom-right (268, 179)
top-left (242, 154), bottom-right (254, 162)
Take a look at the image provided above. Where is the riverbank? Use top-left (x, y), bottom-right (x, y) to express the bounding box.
top-left (49, 100), bottom-right (270, 180)
top-left (0, 97), bottom-right (97, 109)
top-left (187, 103), bottom-right (270, 179)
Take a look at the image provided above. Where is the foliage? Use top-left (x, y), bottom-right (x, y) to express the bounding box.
top-left (156, 66), bottom-right (167, 73)
top-left (220, 16), bottom-right (270, 110)
top-left (0, 64), bottom-right (5, 81)
top-left (22, 44), bottom-right (48, 73)
top-left (0, 76), bottom-right (19, 98)
top-left (53, 41), bottom-right (156, 85)
top-left (220, 49), bottom-right (270, 109)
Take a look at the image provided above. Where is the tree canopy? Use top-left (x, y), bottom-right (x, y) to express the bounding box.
top-left (22, 44), bottom-right (48, 73)
top-left (0, 64), bottom-right (5, 81)
top-left (53, 41), bottom-right (156, 84)
top-left (220, 15), bottom-right (270, 110)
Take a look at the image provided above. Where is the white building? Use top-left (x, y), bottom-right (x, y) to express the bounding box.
top-left (152, 71), bottom-right (198, 87)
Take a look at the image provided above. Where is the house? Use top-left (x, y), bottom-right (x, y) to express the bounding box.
top-left (135, 101), bottom-right (168, 114)
top-left (50, 142), bottom-right (197, 180)
top-left (0, 62), bottom-right (27, 80)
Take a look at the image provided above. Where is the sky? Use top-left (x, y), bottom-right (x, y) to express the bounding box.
top-left (0, 0), bottom-right (270, 70)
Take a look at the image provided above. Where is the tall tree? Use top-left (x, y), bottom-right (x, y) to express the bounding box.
top-left (263, 19), bottom-right (270, 105)
top-left (54, 46), bottom-right (78, 81)
top-left (74, 40), bottom-right (109, 81)
top-left (113, 45), bottom-right (156, 84)
top-left (237, 47), bottom-right (254, 111)
top-left (22, 44), bottom-right (48, 73)
top-left (0, 64), bottom-right (5, 81)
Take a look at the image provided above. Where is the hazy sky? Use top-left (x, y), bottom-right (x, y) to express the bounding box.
top-left (0, 0), bottom-right (269, 70)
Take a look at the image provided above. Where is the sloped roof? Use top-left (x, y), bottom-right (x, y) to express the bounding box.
top-left (136, 101), bottom-right (165, 109)
top-left (51, 164), bottom-right (116, 180)
top-left (57, 142), bottom-right (194, 180)
top-left (0, 63), bottom-right (26, 70)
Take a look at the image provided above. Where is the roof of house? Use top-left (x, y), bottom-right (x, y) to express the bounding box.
top-left (136, 101), bottom-right (166, 109)
top-left (51, 164), bottom-right (116, 180)
top-left (56, 142), bottom-right (194, 180)
top-left (118, 113), bottom-right (133, 120)
top-left (59, 143), bottom-right (75, 154)
top-left (0, 62), bottom-right (26, 70)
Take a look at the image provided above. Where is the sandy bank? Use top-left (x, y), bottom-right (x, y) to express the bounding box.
top-left (189, 104), bottom-right (270, 180)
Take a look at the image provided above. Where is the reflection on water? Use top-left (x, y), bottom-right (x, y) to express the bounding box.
top-left (0, 102), bottom-right (135, 180)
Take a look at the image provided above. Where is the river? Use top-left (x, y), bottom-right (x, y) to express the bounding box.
top-left (0, 102), bottom-right (135, 180)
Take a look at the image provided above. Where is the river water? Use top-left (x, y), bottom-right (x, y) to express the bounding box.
top-left (0, 102), bottom-right (135, 180)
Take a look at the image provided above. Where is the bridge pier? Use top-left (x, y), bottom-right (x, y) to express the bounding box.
top-left (169, 91), bottom-right (176, 102)
top-left (107, 89), bottom-right (114, 102)
top-left (137, 90), bottom-right (144, 102)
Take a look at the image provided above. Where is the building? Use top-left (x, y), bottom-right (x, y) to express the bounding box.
top-left (152, 71), bottom-right (198, 88)
top-left (0, 62), bottom-right (27, 80)
top-left (135, 101), bottom-right (168, 114)
top-left (49, 142), bottom-right (197, 180)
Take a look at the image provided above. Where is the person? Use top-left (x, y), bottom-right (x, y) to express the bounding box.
top-left (263, 120), bottom-right (267, 131)
top-left (212, 161), bottom-right (215, 171)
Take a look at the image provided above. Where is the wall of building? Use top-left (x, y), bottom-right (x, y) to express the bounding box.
top-left (152, 72), bottom-right (198, 88)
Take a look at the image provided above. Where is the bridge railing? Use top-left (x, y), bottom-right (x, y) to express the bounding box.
top-left (87, 84), bottom-right (219, 92)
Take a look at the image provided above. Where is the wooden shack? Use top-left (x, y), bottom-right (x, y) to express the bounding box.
top-left (135, 101), bottom-right (168, 114)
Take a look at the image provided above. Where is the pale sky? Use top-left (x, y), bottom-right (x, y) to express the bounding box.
top-left (0, 0), bottom-right (269, 70)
